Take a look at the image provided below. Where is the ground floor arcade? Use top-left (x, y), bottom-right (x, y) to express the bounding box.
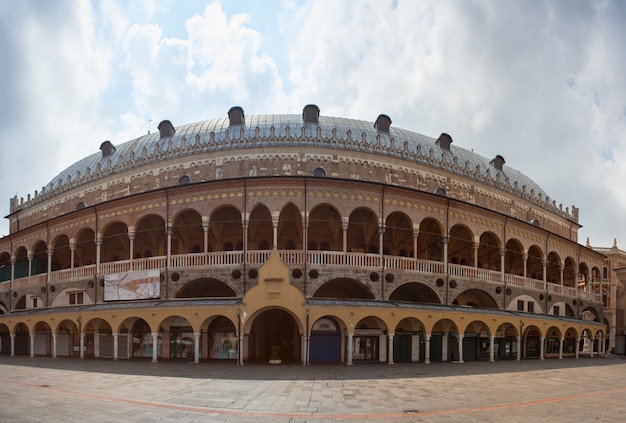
top-left (0, 252), bottom-right (606, 365)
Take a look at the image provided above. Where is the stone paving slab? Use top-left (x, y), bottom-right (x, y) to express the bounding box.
top-left (1, 355), bottom-right (625, 422)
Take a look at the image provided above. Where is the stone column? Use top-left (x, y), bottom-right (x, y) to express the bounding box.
top-left (10, 256), bottom-right (15, 287)
top-left (575, 337), bottom-right (580, 358)
top-left (166, 226), bottom-right (172, 270)
top-left (128, 229), bottom-right (135, 265)
top-left (96, 235), bottom-right (102, 274)
top-left (424, 334), bottom-right (431, 364)
top-left (516, 336), bottom-right (521, 361)
top-left (113, 333), bottom-right (119, 360)
top-left (489, 335), bottom-right (495, 362)
top-left (500, 248), bottom-right (506, 282)
top-left (29, 333), bottom-right (35, 357)
top-left (10, 334), bottom-right (15, 356)
top-left (70, 241), bottom-right (76, 269)
top-left (79, 333), bottom-right (85, 359)
top-left (27, 252), bottom-right (33, 282)
top-left (540, 336), bottom-right (545, 360)
top-left (52, 333), bottom-right (57, 358)
top-left (387, 333), bottom-right (394, 364)
top-left (47, 249), bottom-right (53, 281)
top-left (342, 222), bottom-right (348, 254)
top-left (542, 259), bottom-right (547, 283)
top-left (151, 333), bottom-right (158, 363)
top-left (239, 332), bottom-right (244, 365)
top-left (202, 219), bottom-right (210, 253)
top-left (559, 337), bottom-right (564, 359)
top-left (457, 334), bottom-right (464, 363)
top-left (473, 241), bottom-right (479, 268)
top-left (598, 332), bottom-right (606, 354)
top-left (194, 332), bottom-right (200, 364)
top-left (347, 333), bottom-right (353, 365)
top-left (522, 253), bottom-right (528, 279)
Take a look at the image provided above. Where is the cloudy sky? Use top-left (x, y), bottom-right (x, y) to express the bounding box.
top-left (1, 0), bottom-right (626, 248)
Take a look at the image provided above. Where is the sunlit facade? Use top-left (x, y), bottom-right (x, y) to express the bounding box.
top-left (0, 105), bottom-right (607, 364)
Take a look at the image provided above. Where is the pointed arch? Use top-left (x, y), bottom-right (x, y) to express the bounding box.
top-left (418, 217), bottom-right (444, 261)
top-left (448, 224), bottom-right (473, 266)
top-left (277, 203), bottom-right (302, 250)
top-left (383, 212), bottom-right (413, 257)
top-left (308, 204), bottom-right (342, 251)
top-left (347, 207), bottom-right (379, 254)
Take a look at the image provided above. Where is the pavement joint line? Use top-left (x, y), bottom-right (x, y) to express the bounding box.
top-left (2, 374), bottom-right (626, 420)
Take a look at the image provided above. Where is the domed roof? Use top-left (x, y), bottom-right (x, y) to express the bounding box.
top-left (44, 111), bottom-right (549, 204)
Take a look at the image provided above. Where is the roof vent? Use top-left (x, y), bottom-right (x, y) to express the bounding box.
top-left (228, 106), bottom-right (245, 125)
top-left (436, 133), bottom-right (453, 151)
top-left (302, 104), bottom-right (320, 123)
top-left (374, 114), bottom-right (392, 132)
top-left (490, 155), bottom-right (506, 171)
top-left (158, 120), bottom-right (175, 138)
top-left (99, 140), bottom-right (116, 158)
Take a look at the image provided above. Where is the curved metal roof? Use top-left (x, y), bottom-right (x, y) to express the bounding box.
top-left (47, 114), bottom-right (549, 201)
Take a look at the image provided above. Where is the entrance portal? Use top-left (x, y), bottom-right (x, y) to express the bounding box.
top-left (249, 309), bottom-right (300, 362)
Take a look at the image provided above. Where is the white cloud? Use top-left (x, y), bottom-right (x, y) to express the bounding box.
top-left (2, 0), bottom-right (626, 249)
top-left (0, 1), bottom-right (113, 233)
top-left (284, 0), bottom-right (626, 246)
top-left (121, 1), bottom-right (286, 126)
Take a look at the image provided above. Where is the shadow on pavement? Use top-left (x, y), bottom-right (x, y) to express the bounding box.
top-left (1, 354), bottom-right (624, 381)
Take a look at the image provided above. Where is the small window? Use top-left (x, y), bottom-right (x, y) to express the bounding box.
top-left (527, 302), bottom-right (534, 313)
top-left (69, 292), bottom-right (84, 305)
top-left (434, 187), bottom-right (447, 197)
top-left (553, 305), bottom-right (560, 316)
top-left (313, 167), bottom-right (326, 177)
top-left (32, 298), bottom-right (38, 308)
top-left (179, 175), bottom-right (191, 185)
top-left (517, 300), bottom-right (524, 311)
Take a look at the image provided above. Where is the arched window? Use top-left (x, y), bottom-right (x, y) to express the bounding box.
top-left (313, 167), bottom-right (326, 177)
top-left (434, 187), bottom-right (446, 196)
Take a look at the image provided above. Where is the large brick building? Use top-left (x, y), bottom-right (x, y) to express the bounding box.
top-left (0, 105), bottom-right (608, 363)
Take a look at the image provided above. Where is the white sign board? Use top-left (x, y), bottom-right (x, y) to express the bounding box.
top-left (104, 269), bottom-right (160, 301)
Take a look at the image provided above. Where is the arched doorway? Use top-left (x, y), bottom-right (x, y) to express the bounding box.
top-left (129, 319), bottom-right (155, 359)
top-left (249, 308), bottom-right (300, 363)
top-left (309, 316), bottom-right (342, 363)
top-left (207, 316), bottom-right (237, 360)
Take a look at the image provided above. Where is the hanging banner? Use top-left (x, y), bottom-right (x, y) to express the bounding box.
top-left (104, 269), bottom-right (160, 301)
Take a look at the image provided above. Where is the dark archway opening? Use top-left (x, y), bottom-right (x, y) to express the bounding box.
top-left (249, 309), bottom-right (300, 363)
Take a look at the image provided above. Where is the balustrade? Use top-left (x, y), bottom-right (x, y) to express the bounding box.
top-left (5, 249), bottom-right (601, 304)
top-left (99, 260), bottom-right (131, 275)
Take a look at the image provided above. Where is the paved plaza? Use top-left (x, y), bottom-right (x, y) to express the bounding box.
top-left (1, 355), bottom-right (625, 422)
